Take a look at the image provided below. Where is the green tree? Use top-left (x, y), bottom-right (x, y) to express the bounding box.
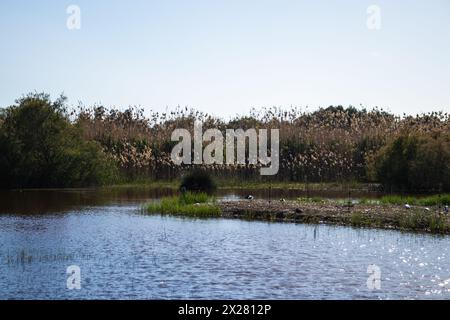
top-left (0, 93), bottom-right (117, 188)
top-left (368, 131), bottom-right (450, 192)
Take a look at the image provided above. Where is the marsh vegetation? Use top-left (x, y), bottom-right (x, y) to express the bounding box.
top-left (146, 192), bottom-right (220, 217)
top-left (1, 93), bottom-right (449, 193)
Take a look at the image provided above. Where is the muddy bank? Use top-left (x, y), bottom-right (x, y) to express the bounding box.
top-left (217, 200), bottom-right (450, 234)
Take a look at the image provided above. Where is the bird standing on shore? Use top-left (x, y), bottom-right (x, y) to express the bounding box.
top-left (246, 195), bottom-right (254, 200)
top-left (445, 205), bottom-right (449, 215)
top-left (404, 204), bottom-right (411, 209)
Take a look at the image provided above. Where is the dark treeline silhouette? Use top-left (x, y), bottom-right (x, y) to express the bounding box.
top-left (1, 93), bottom-right (449, 191)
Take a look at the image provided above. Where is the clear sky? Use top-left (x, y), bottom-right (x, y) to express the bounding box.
top-left (1, 0), bottom-right (449, 118)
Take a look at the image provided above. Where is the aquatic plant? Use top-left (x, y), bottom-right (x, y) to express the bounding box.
top-left (350, 212), bottom-right (370, 227)
top-left (179, 191), bottom-right (210, 204)
top-left (146, 192), bottom-right (220, 217)
top-left (394, 210), bottom-right (449, 233)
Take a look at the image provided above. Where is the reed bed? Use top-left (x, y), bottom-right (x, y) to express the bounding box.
top-left (74, 105), bottom-right (450, 191)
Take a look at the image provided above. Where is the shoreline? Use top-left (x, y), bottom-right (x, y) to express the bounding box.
top-left (102, 181), bottom-right (381, 192)
top-left (216, 200), bottom-right (450, 235)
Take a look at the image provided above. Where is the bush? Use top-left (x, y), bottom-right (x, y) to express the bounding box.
top-left (0, 93), bottom-right (118, 188)
top-left (368, 131), bottom-right (450, 192)
top-left (180, 169), bottom-right (217, 193)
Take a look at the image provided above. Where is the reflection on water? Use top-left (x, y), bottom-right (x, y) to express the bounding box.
top-left (0, 187), bottom-right (381, 214)
top-left (0, 188), bottom-right (176, 214)
top-left (0, 189), bottom-right (449, 300)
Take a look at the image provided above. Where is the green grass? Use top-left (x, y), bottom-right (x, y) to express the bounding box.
top-left (297, 196), bottom-right (325, 203)
top-left (348, 210), bottom-right (449, 233)
top-left (106, 180), bottom-right (179, 189)
top-left (297, 194), bottom-right (450, 207)
top-left (379, 194), bottom-right (450, 206)
top-left (393, 210), bottom-right (449, 233)
top-left (108, 179), bottom-right (376, 191)
top-left (357, 198), bottom-right (379, 205)
top-left (298, 196), bottom-right (372, 205)
top-left (146, 192), bottom-right (221, 217)
top-left (217, 180), bottom-right (374, 191)
top-left (350, 212), bottom-right (371, 227)
top-left (178, 191), bottom-right (210, 204)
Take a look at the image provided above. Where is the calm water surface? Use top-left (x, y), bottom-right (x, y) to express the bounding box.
top-left (0, 189), bottom-right (449, 299)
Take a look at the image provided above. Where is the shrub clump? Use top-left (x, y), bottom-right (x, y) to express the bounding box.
top-left (367, 131), bottom-right (450, 192)
top-left (0, 93), bottom-right (118, 188)
top-left (180, 169), bottom-right (217, 193)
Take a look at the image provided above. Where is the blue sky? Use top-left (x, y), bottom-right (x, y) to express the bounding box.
top-left (1, 0), bottom-right (449, 117)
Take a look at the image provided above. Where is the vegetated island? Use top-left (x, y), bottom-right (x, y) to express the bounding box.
top-left (146, 193), bottom-right (450, 234)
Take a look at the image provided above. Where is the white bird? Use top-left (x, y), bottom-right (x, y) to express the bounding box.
top-left (245, 195), bottom-right (254, 200)
top-left (280, 198), bottom-right (286, 202)
top-left (424, 207), bottom-right (430, 212)
top-left (444, 206), bottom-right (449, 215)
top-left (404, 204), bottom-right (411, 209)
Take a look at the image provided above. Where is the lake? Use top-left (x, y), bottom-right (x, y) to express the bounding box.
top-left (0, 189), bottom-right (449, 299)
